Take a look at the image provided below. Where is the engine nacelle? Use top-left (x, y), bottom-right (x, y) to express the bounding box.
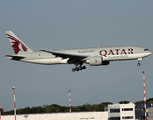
top-left (88, 56), bottom-right (109, 66)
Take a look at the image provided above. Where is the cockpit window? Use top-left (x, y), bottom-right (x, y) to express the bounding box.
top-left (144, 49), bottom-right (149, 51)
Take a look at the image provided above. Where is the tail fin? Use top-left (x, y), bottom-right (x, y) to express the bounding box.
top-left (5, 31), bottom-right (33, 54)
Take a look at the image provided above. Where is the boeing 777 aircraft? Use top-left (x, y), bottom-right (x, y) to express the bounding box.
top-left (4, 31), bottom-right (151, 72)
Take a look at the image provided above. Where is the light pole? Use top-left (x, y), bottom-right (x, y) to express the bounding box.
top-left (0, 103), bottom-right (1, 120)
top-left (142, 71), bottom-right (147, 120)
top-left (68, 90), bottom-right (71, 112)
top-left (11, 86), bottom-right (17, 120)
top-left (0, 79), bottom-right (1, 120)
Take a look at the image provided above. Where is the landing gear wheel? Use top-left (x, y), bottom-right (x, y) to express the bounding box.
top-left (72, 68), bottom-right (75, 72)
top-left (82, 66), bottom-right (86, 69)
top-left (79, 66), bottom-right (82, 70)
top-left (137, 63), bottom-right (141, 66)
top-left (76, 67), bottom-right (79, 71)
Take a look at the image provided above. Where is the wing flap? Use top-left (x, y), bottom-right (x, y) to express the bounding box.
top-left (40, 50), bottom-right (88, 64)
top-left (40, 50), bottom-right (87, 59)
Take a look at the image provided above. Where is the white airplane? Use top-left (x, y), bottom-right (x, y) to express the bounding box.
top-left (4, 31), bottom-right (151, 72)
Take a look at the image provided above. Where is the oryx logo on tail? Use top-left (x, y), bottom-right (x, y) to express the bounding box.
top-left (5, 31), bottom-right (33, 54)
top-left (6, 34), bottom-right (28, 54)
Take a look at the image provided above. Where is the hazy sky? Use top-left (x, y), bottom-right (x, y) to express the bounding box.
top-left (0, 1), bottom-right (153, 111)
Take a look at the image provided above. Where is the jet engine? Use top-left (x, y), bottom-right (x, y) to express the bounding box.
top-left (87, 56), bottom-right (109, 66)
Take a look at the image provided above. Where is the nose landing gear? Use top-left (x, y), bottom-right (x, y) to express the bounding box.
top-left (137, 58), bottom-right (142, 66)
top-left (137, 62), bottom-right (141, 66)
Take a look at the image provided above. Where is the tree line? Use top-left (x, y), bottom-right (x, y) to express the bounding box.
top-left (1, 102), bottom-right (112, 115)
top-left (1, 97), bottom-right (153, 115)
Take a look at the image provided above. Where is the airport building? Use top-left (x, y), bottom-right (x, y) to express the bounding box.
top-left (1, 103), bottom-right (153, 120)
top-left (108, 103), bottom-right (135, 120)
top-left (135, 103), bottom-right (152, 120)
top-left (148, 107), bottom-right (153, 120)
top-left (1, 112), bottom-right (108, 120)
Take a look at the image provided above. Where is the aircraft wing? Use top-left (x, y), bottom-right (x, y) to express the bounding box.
top-left (40, 50), bottom-right (88, 64)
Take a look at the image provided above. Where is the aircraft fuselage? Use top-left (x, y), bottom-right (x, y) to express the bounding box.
top-left (4, 31), bottom-right (151, 72)
top-left (7, 46), bottom-right (151, 65)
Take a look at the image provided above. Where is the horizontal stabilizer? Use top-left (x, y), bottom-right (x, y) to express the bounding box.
top-left (4, 55), bottom-right (25, 60)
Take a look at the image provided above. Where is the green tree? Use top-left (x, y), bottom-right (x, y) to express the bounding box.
top-left (147, 97), bottom-right (153, 103)
top-left (99, 102), bottom-right (112, 111)
top-left (119, 101), bottom-right (130, 104)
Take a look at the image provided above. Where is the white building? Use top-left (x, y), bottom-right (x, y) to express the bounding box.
top-left (1, 111), bottom-right (108, 120)
top-left (108, 103), bottom-right (135, 120)
top-left (148, 107), bottom-right (153, 120)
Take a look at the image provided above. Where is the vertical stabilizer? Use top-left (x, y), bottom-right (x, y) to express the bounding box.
top-left (5, 31), bottom-right (33, 54)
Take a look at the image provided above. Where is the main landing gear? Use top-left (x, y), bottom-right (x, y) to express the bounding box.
top-left (72, 64), bottom-right (86, 72)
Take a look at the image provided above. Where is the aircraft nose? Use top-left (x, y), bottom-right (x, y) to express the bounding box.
top-left (148, 51), bottom-right (152, 56)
